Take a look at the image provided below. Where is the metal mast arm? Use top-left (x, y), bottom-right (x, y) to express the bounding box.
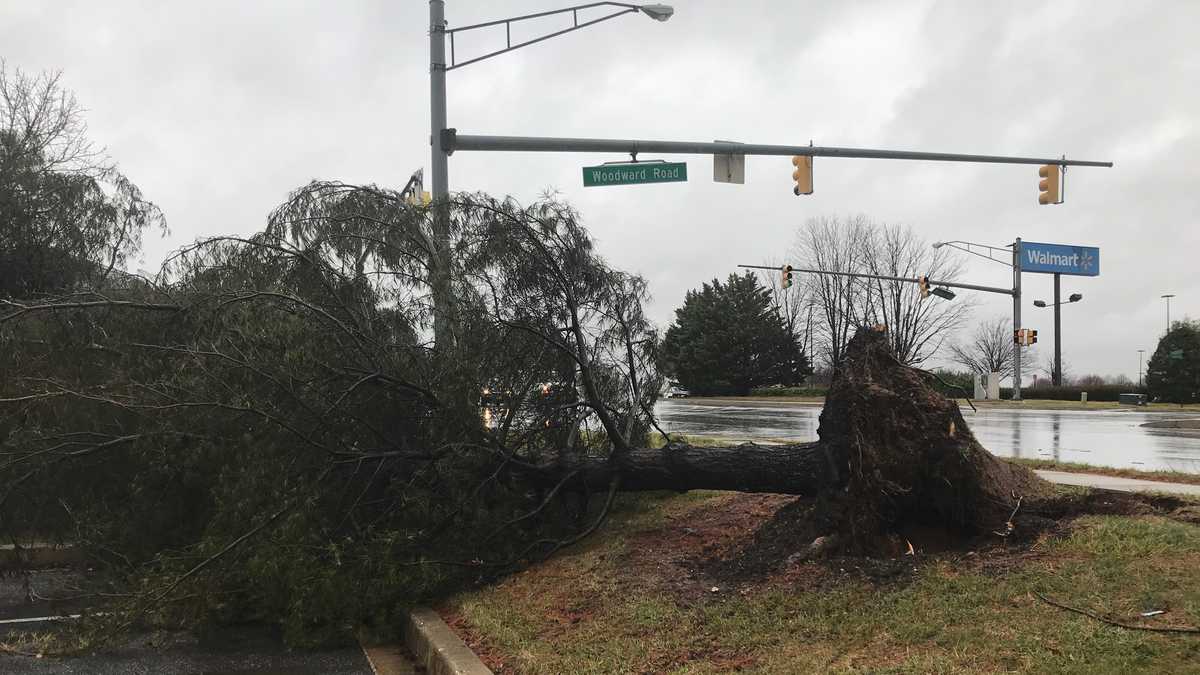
top-left (446, 132), bottom-right (1113, 168)
top-left (445, 2), bottom-right (647, 70)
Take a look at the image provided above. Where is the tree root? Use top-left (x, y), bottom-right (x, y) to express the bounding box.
top-left (1034, 592), bottom-right (1200, 635)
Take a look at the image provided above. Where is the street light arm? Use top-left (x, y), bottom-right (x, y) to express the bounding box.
top-left (445, 3), bottom-right (662, 71)
top-left (932, 241), bottom-right (1014, 267)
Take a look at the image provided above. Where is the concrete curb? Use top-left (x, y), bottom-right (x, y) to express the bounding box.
top-left (360, 641), bottom-right (418, 675)
top-left (403, 607), bottom-right (492, 675)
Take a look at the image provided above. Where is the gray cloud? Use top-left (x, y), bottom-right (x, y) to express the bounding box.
top-left (3, 0), bottom-right (1196, 380)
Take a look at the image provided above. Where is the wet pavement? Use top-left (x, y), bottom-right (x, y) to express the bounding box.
top-left (656, 399), bottom-right (1200, 473)
top-left (0, 627), bottom-right (373, 674)
top-left (0, 570), bottom-right (373, 675)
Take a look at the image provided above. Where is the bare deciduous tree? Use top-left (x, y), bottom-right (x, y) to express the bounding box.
top-left (1, 62), bottom-right (164, 296)
top-left (861, 223), bottom-right (972, 366)
top-left (791, 215), bottom-right (970, 369)
top-left (792, 215), bottom-right (877, 369)
top-left (949, 316), bottom-right (1017, 379)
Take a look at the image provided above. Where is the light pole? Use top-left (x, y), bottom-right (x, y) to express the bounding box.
top-left (1138, 349), bottom-right (1145, 388)
top-left (932, 239), bottom-right (1025, 400)
top-left (430, 1), bottom-right (674, 203)
top-left (428, 1), bottom-right (674, 345)
top-left (1032, 286), bottom-right (1082, 386)
top-left (1161, 294), bottom-right (1176, 335)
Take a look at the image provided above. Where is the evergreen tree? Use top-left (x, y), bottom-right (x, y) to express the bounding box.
top-left (661, 272), bottom-right (811, 395)
top-left (1146, 319), bottom-right (1200, 403)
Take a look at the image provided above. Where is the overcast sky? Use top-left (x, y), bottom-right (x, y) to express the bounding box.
top-left (3, 0), bottom-right (1197, 382)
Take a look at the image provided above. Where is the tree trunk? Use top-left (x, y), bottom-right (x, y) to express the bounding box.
top-left (538, 441), bottom-right (840, 495)
top-left (535, 327), bottom-right (1054, 549)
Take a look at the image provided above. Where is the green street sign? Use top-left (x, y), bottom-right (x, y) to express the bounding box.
top-left (582, 162), bottom-right (687, 187)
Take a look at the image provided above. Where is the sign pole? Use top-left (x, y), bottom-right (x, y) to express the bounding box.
top-left (1053, 273), bottom-right (1062, 387)
top-left (1012, 238), bottom-right (1022, 401)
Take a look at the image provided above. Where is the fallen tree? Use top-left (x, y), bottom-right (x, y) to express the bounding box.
top-left (1, 188), bottom-right (1052, 642)
top-left (535, 327), bottom-right (1053, 551)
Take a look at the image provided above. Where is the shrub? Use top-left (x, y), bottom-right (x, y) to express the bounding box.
top-left (997, 385), bottom-right (1146, 402)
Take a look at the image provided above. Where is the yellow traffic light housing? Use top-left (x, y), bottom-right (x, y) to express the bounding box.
top-left (1012, 328), bottom-right (1037, 346)
top-left (781, 264), bottom-right (794, 289)
top-left (1038, 164), bottom-right (1061, 205)
top-left (791, 155), bottom-right (813, 195)
top-left (917, 275), bottom-right (930, 299)
top-left (404, 190), bottom-right (432, 206)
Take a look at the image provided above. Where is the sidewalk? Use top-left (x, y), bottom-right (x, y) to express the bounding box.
top-left (1036, 469), bottom-right (1200, 496)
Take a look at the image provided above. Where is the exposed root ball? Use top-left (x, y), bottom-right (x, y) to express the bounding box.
top-left (817, 328), bottom-right (1054, 551)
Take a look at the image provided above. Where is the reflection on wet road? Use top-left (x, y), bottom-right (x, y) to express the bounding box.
top-left (656, 400), bottom-right (1200, 473)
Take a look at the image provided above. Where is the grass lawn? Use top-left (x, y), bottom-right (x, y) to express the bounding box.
top-left (1007, 457), bottom-right (1200, 486)
top-left (443, 491), bottom-right (1200, 674)
top-left (965, 399), bottom-right (1200, 412)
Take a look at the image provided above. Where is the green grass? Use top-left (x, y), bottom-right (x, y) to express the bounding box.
top-left (1007, 457), bottom-right (1200, 486)
top-left (446, 493), bottom-right (1200, 674)
top-left (965, 398), bottom-right (1200, 412)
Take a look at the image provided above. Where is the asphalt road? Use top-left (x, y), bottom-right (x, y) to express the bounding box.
top-left (656, 399), bottom-right (1200, 473)
top-left (0, 569), bottom-right (374, 675)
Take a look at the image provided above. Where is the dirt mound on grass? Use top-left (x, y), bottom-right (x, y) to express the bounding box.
top-left (703, 486), bottom-right (1200, 588)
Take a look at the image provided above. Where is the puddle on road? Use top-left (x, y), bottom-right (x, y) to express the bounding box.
top-left (656, 401), bottom-right (1200, 473)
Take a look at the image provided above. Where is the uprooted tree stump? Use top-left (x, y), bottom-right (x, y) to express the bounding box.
top-left (535, 327), bottom-right (1056, 552)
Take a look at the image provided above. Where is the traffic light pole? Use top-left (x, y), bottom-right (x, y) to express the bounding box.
top-left (1053, 273), bottom-right (1062, 386)
top-left (429, 1), bottom-right (452, 348)
top-left (742, 251), bottom-right (1028, 400)
top-left (1012, 238), bottom-right (1023, 401)
top-left (736, 265), bottom-right (1016, 297)
top-left (445, 131), bottom-right (1113, 168)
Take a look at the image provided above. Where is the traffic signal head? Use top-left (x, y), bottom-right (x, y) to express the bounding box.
top-left (791, 155), bottom-right (813, 195)
top-left (1014, 328), bottom-right (1022, 345)
top-left (1029, 329), bottom-right (1038, 345)
top-left (781, 264), bottom-right (794, 288)
top-left (1038, 164), bottom-right (1061, 205)
top-left (917, 275), bottom-right (930, 299)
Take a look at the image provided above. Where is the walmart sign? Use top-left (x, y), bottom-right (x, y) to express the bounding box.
top-left (1020, 241), bottom-right (1100, 277)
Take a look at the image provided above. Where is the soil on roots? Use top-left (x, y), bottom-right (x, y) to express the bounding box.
top-left (703, 487), bottom-right (1200, 589)
top-left (816, 328), bottom-right (1057, 552)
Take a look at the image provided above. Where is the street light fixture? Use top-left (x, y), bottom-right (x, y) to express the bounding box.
top-left (1162, 294), bottom-right (1176, 334)
top-left (1032, 294), bottom-right (1082, 307)
top-left (1031, 290), bottom-right (1084, 386)
top-left (639, 3), bottom-right (675, 21)
top-left (931, 287), bottom-right (956, 300)
top-left (428, 1), bottom-right (675, 345)
top-left (931, 239), bottom-right (1027, 400)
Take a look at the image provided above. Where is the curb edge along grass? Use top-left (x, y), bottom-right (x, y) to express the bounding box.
top-left (403, 607), bottom-right (492, 675)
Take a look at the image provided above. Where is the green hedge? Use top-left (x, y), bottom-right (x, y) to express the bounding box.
top-left (997, 385), bottom-right (1147, 402)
